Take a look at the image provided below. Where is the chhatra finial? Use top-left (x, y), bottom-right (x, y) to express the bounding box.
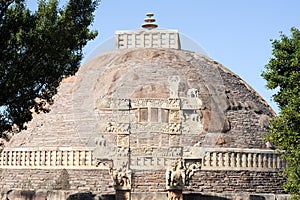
top-left (141, 13), bottom-right (158, 30)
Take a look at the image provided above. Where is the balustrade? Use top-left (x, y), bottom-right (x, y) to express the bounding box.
top-left (202, 148), bottom-right (286, 171)
top-left (0, 147), bottom-right (286, 171)
top-left (0, 148), bottom-right (97, 169)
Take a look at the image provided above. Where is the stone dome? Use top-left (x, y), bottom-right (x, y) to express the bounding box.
top-left (0, 25), bottom-right (287, 200)
top-left (8, 48), bottom-right (274, 150)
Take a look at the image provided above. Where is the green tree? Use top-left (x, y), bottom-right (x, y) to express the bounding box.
top-left (0, 0), bottom-right (99, 136)
top-left (262, 27), bottom-right (300, 199)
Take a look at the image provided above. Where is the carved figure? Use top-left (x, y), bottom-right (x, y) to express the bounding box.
top-left (95, 159), bottom-right (112, 168)
top-left (185, 162), bottom-right (201, 184)
top-left (95, 135), bottom-right (106, 146)
top-left (105, 122), bottom-right (129, 133)
top-left (166, 159), bottom-right (186, 188)
top-left (163, 123), bottom-right (181, 133)
top-left (105, 122), bottom-right (115, 132)
top-left (110, 166), bottom-right (132, 189)
top-left (187, 88), bottom-right (199, 98)
top-left (168, 76), bottom-right (180, 98)
top-left (190, 113), bottom-right (199, 122)
top-left (169, 110), bottom-right (180, 123)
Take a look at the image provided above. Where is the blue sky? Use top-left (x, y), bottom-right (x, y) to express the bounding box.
top-left (27, 0), bottom-right (300, 113)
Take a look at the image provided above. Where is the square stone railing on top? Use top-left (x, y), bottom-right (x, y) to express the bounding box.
top-left (115, 30), bottom-right (181, 50)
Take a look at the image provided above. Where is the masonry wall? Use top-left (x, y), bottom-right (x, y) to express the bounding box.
top-left (190, 170), bottom-right (286, 194)
top-left (0, 169), bottom-right (113, 194)
top-left (132, 169), bottom-right (285, 194)
top-left (0, 168), bottom-right (285, 194)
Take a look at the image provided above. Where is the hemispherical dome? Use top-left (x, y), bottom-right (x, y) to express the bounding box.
top-left (8, 48), bottom-right (274, 151)
top-left (9, 48), bottom-right (274, 150)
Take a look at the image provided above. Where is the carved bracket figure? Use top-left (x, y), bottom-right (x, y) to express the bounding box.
top-left (185, 160), bottom-right (201, 185)
top-left (110, 165), bottom-right (132, 190)
top-left (166, 158), bottom-right (201, 190)
top-left (166, 158), bottom-right (186, 189)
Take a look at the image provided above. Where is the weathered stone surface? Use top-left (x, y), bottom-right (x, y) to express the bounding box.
top-left (0, 47), bottom-right (284, 200)
top-left (7, 48), bottom-right (274, 149)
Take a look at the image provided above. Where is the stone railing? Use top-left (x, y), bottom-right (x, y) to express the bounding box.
top-left (0, 147), bottom-right (287, 171)
top-left (115, 29), bottom-right (180, 50)
top-left (201, 148), bottom-right (286, 171)
top-left (0, 147), bottom-right (100, 169)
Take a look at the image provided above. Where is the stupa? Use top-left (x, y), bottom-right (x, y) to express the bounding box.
top-left (0, 14), bottom-right (289, 200)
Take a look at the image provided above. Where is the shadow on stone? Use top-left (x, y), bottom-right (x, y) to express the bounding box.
top-left (249, 195), bottom-right (266, 200)
top-left (184, 194), bottom-right (230, 200)
top-left (66, 192), bottom-right (96, 200)
top-left (99, 194), bottom-right (115, 200)
top-left (66, 192), bottom-right (115, 200)
top-left (20, 191), bottom-right (35, 200)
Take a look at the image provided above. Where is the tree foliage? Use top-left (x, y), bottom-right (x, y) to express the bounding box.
top-left (0, 0), bottom-right (99, 135)
top-left (262, 27), bottom-right (300, 199)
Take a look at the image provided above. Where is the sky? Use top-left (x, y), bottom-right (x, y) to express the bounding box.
top-left (27, 0), bottom-right (300, 113)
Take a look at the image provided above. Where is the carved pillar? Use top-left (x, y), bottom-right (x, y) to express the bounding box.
top-left (166, 159), bottom-right (184, 200)
top-left (168, 190), bottom-right (183, 200)
top-left (116, 190), bottom-right (131, 200)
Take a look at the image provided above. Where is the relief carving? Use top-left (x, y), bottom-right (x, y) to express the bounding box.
top-left (169, 110), bottom-right (181, 123)
top-left (181, 111), bottom-right (204, 134)
top-left (187, 88), bottom-right (199, 98)
top-left (96, 98), bottom-right (112, 109)
top-left (166, 159), bottom-right (186, 189)
top-left (168, 98), bottom-right (181, 109)
top-left (131, 98), bottom-right (168, 108)
top-left (130, 147), bottom-right (182, 158)
top-left (111, 98), bottom-right (131, 110)
top-left (105, 122), bottom-right (130, 133)
top-left (95, 159), bottom-right (113, 168)
top-left (162, 123), bottom-right (181, 133)
top-left (95, 135), bottom-right (106, 147)
top-left (185, 160), bottom-right (201, 185)
top-left (117, 134), bottom-right (129, 147)
top-left (168, 76), bottom-right (180, 98)
top-left (166, 158), bottom-right (201, 189)
top-left (110, 165), bottom-right (132, 190)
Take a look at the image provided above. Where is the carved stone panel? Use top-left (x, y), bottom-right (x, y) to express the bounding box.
top-left (110, 165), bottom-right (132, 190)
top-left (169, 134), bottom-right (181, 146)
top-left (117, 134), bottom-right (130, 147)
top-left (166, 159), bottom-right (185, 190)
